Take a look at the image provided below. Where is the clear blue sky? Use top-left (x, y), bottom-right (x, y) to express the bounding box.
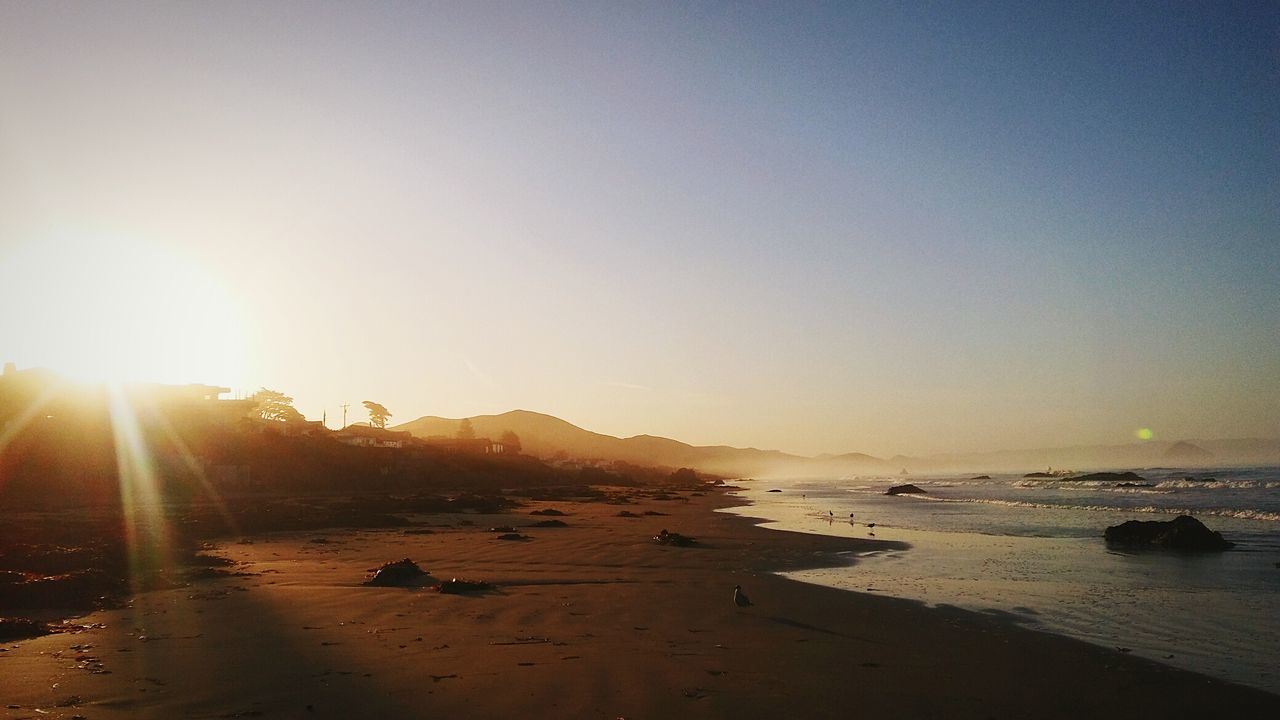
top-left (2, 1), bottom-right (1276, 456)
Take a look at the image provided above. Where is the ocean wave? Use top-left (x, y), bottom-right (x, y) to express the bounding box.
top-left (1008, 478), bottom-right (1280, 491)
top-left (901, 494), bottom-right (1280, 522)
top-left (1012, 480), bottom-right (1115, 489)
top-left (1153, 479), bottom-right (1280, 490)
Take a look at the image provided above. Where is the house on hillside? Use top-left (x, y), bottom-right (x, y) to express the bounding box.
top-left (278, 418), bottom-right (329, 437)
top-left (241, 415), bottom-right (328, 437)
top-left (151, 383), bottom-right (260, 427)
top-left (333, 424), bottom-right (410, 449)
top-left (419, 436), bottom-right (509, 455)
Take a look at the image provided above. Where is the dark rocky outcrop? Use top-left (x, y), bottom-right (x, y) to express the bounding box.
top-left (437, 578), bottom-right (493, 594)
top-left (653, 529), bottom-right (696, 547)
top-left (885, 484), bottom-right (926, 496)
top-left (1104, 515), bottom-right (1234, 551)
top-left (0, 617), bottom-right (50, 641)
top-left (365, 558), bottom-right (432, 587)
top-left (530, 519), bottom-right (567, 528)
top-left (971, 475), bottom-right (991, 480)
top-left (1023, 472), bottom-right (1054, 478)
top-left (1075, 471), bottom-right (1146, 484)
top-left (0, 569), bottom-right (126, 609)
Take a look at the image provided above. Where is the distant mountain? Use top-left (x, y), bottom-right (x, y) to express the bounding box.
top-left (392, 410), bottom-right (885, 477)
top-left (394, 409), bottom-right (1280, 477)
top-left (1164, 440), bottom-right (1213, 462)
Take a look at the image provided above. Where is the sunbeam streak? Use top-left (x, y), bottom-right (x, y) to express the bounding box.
top-left (151, 403), bottom-right (242, 537)
top-left (107, 384), bottom-right (175, 594)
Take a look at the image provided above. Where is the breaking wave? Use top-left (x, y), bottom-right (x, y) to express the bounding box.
top-left (901, 493), bottom-right (1280, 522)
top-left (1008, 478), bottom-right (1280, 491)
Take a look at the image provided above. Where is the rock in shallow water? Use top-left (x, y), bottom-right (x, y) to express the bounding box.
top-left (885, 484), bottom-right (926, 496)
top-left (1074, 471), bottom-right (1147, 483)
top-left (1104, 515), bottom-right (1234, 551)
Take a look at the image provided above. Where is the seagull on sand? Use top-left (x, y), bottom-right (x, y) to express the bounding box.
top-left (733, 585), bottom-right (753, 608)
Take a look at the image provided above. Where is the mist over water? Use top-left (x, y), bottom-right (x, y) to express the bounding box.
top-left (724, 467), bottom-right (1280, 694)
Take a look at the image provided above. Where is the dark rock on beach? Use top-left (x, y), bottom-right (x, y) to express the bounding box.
top-left (1104, 515), bottom-right (1234, 551)
top-left (0, 569), bottom-right (125, 609)
top-left (885, 484), bottom-right (926, 496)
top-left (365, 559), bottom-right (432, 587)
top-left (437, 578), bottom-right (493, 594)
top-left (971, 475), bottom-right (991, 480)
top-left (530, 519), bottom-right (568, 528)
top-left (0, 617), bottom-right (50, 641)
top-left (654, 529), bottom-right (696, 547)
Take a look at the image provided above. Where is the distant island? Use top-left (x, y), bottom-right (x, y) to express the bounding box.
top-left (1164, 440), bottom-right (1213, 462)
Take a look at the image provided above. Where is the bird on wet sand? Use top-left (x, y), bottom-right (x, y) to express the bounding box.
top-left (733, 585), bottom-right (753, 607)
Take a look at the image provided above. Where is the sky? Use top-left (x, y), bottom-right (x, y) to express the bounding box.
top-left (1, 1), bottom-right (1277, 458)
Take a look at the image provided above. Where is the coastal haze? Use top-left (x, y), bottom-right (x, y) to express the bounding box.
top-left (3, 2), bottom-right (1280, 718)
top-left (393, 408), bottom-right (1280, 476)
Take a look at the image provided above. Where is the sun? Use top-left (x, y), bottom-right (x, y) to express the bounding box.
top-left (0, 235), bottom-right (248, 387)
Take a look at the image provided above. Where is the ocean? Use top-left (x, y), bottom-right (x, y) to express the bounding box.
top-left (722, 466), bottom-right (1280, 694)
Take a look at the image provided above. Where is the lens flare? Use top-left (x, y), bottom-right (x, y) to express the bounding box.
top-left (107, 384), bottom-right (175, 593)
top-left (1135, 427), bottom-right (1154, 441)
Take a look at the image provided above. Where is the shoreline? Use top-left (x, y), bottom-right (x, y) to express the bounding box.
top-left (2, 485), bottom-right (1277, 718)
top-left (723, 474), bottom-right (1280, 695)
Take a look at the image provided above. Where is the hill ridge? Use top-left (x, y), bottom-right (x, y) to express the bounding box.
top-left (394, 410), bottom-right (1279, 476)
top-left (391, 410), bottom-right (869, 477)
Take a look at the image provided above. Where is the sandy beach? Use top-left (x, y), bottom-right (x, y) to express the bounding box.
top-left (2, 486), bottom-right (1277, 719)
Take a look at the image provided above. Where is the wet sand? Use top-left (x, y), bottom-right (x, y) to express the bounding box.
top-left (2, 487), bottom-right (1277, 719)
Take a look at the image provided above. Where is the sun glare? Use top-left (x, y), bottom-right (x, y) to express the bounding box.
top-left (0, 237), bottom-right (248, 387)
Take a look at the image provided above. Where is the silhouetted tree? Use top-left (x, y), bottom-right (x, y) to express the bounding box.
top-left (457, 418), bottom-right (475, 440)
top-left (251, 388), bottom-right (301, 422)
top-left (499, 430), bottom-right (521, 453)
top-left (363, 401), bottom-right (391, 429)
top-left (667, 467), bottom-right (699, 486)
